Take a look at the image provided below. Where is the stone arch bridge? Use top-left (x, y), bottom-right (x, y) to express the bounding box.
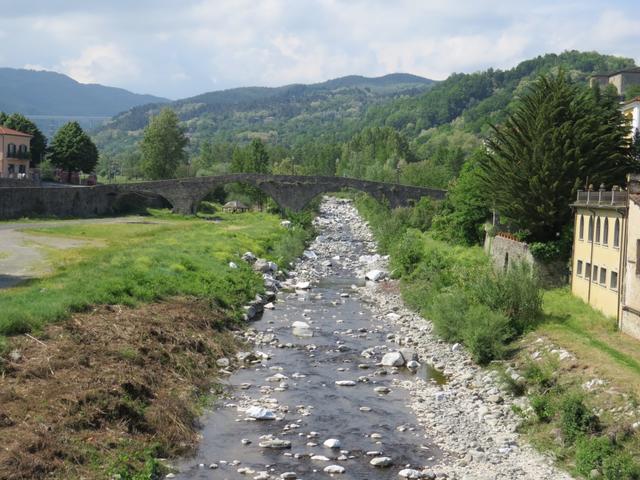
top-left (116, 174), bottom-right (445, 214)
top-left (0, 174), bottom-right (445, 220)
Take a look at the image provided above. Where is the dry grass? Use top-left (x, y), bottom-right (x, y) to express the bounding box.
top-left (0, 298), bottom-right (240, 480)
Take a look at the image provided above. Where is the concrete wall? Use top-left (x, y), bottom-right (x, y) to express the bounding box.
top-left (484, 234), bottom-right (567, 287)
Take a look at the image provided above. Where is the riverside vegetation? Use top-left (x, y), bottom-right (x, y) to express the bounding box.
top-left (354, 194), bottom-right (640, 479)
top-left (0, 207), bottom-right (314, 479)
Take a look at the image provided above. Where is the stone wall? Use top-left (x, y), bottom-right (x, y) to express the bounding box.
top-left (0, 185), bottom-right (117, 219)
top-left (0, 178), bottom-right (39, 188)
top-left (484, 234), bottom-right (567, 287)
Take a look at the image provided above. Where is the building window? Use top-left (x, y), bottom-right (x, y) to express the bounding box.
top-left (611, 271), bottom-right (618, 290)
top-left (588, 216), bottom-right (594, 242)
top-left (577, 260), bottom-right (583, 276)
top-left (6, 143), bottom-right (16, 156)
top-left (614, 219), bottom-right (620, 248)
top-left (586, 263), bottom-right (591, 280)
top-left (593, 265), bottom-right (599, 283)
top-left (603, 218), bottom-right (609, 245)
top-left (595, 217), bottom-right (601, 243)
top-left (600, 267), bottom-right (607, 285)
top-left (579, 215), bottom-right (584, 240)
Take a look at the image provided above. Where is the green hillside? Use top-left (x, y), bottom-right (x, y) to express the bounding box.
top-left (93, 73), bottom-right (434, 156)
top-left (93, 51), bottom-right (636, 189)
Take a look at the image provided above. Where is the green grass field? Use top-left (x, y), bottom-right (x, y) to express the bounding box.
top-left (0, 210), bottom-right (308, 345)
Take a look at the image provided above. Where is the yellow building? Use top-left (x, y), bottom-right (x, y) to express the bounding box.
top-left (571, 187), bottom-right (626, 319)
top-left (0, 126), bottom-right (32, 179)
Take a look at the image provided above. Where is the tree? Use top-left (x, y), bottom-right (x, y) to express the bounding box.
top-left (140, 108), bottom-right (188, 179)
top-left (432, 151), bottom-right (491, 244)
top-left (229, 139), bottom-right (271, 207)
top-left (3, 113), bottom-right (47, 165)
top-left (478, 72), bottom-right (635, 242)
top-left (49, 122), bottom-right (98, 180)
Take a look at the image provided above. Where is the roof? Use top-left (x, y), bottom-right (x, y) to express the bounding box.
top-left (224, 200), bottom-right (248, 208)
top-left (0, 126), bottom-right (32, 138)
top-left (593, 66), bottom-right (640, 78)
top-left (622, 96), bottom-right (640, 107)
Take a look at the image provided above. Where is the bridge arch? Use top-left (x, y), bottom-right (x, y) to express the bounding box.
top-left (115, 174), bottom-right (446, 215)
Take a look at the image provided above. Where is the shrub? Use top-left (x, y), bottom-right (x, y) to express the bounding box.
top-left (523, 358), bottom-right (557, 389)
top-left (460, 305), bottom-right (511, 364)
top-left (560, 393), bottom-right (600, 443)
top-left (390, 229), bottom-right (424, 277)
top-left (428, 291), bottom-right (470, 342)
top-left (530, 394), bottom-right (555, 423)
top-left (603, 452), bottom-right (640, 480)
top-left (471, 262), bottom-right (543, 336)
top-left (407, 197), bottom-right (435, 231)
top-left (575, 436), bottom-right (615, 476)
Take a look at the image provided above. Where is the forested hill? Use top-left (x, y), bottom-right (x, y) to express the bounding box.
top-left (364, 51), bottom-right (637, 141)
top-left (94, 73), bottom-right (435, 155)
top-left (0, 68), bottom-right (169, 116)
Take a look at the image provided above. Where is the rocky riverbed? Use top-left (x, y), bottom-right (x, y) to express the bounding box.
top-left (173, 197), bottom-right (572, 480)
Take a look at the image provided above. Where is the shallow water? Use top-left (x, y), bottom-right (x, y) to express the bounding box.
top-left (174, 264), bottom-right (445, 479)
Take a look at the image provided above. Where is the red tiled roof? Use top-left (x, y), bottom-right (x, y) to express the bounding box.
top-left (0, 126), bottom-right (32, 137)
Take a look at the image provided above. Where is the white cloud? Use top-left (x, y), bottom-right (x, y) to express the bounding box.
top-left (0, 0), bottom-right (637, 98)
top-left (58, 44), bottom-right (140, 85)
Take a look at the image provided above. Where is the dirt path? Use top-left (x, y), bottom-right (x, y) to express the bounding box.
top-left (0, 216), bottom-right (151, 289)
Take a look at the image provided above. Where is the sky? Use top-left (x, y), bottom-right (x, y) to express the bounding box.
top-left (0, 0), bottom-right (639, 100)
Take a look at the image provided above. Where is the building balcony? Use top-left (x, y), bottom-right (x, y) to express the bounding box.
top-left (574, 189), bottom-right (628, 207)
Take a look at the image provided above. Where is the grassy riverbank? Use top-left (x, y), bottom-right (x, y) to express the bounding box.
top-left (354, 195), bottom-right (640, 479)
top-left (0, 208), bottom-right (313, 479)
top-left (0, 209), bottom-right (311, 345)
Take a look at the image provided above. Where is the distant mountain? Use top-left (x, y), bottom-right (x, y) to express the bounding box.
top-left (94, 73), bottom-right (435, 155)
top-left (0, 68), bottom-right (169, 116)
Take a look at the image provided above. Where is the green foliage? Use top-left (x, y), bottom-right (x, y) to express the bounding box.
top-left (49, 121), bottom-right (99, 175)
top-left (560, 393), bottom-right (600, 443)
top-left (460, 305), bottom-right (511, 364)
top-left (531, 394), bottom-right (555, 423)
top-left (575, 436), bottom-right (615, 476)
top-left (432, 151), bottom-right (491, 245)
top-left (602, 452), bottom-right (640, 480)
top-left (140, 108), bottom-right (188, 180)
top-left (478, 71), bottom-right (635, 242)
top-left (390, 229), bottom-right (424, 277)
top-left (470, 262), bottom-right (543, 336)
top-left (625, 84), bottom-right (640, 100)
top-left (428, 291), bottom-right (470, 342)
top-left (337, 126), bottom-right (414, 182)
top-left (2, 112), bottom-right (47, 164)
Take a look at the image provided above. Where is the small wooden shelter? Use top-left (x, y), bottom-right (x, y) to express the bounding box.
top-left (223, 200), bottom-right (249, 213)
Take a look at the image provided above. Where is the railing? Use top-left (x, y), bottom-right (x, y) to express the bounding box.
top-left (575, 189), bottom-right (628, 206)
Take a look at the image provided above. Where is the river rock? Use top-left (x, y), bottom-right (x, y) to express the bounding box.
top-left (398, 469), bottom-right (424, 478)
top-left (335, 380), bottom-right (356, 386)
top-left (370, 456), bottom-right (393, 467)
top-left (259, 438), bottom-right (291, 449)
top-left (295, 281), bottom-right (311, 290)
top-left (381, 351), bottom-right (405, 367)
top-left (245, 406), bottom-right (276, 420)
top-left (323, 438), bottom-right (341, 448)
top-left (242, 251), bottom-right (256, 263)
top-left (323, 465), bottom-right (345, 474)
top-left (292, 321), bottom-right (313, 337)
top-left (365, 269), bottom-right (386, 281)
top-left (216, 357), bottom-right (230, 368)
